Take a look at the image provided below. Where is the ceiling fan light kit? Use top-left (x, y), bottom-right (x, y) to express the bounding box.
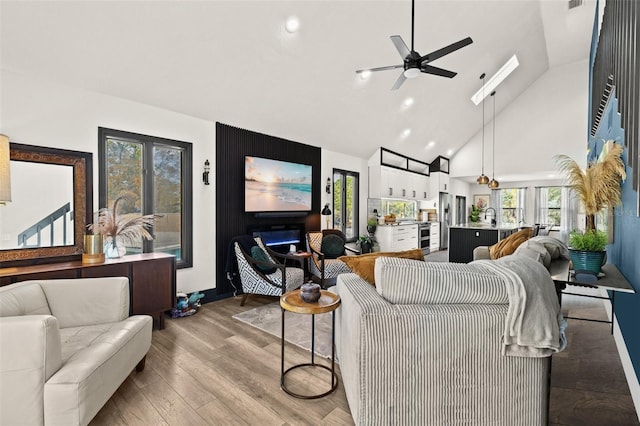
top-left (356, 0), bottom-right (473, 90)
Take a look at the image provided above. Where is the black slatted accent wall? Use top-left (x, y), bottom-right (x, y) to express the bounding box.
top-left (591, 0), bottom-right (639, 194)
top-left (215, 122), bottom-right (321, 296)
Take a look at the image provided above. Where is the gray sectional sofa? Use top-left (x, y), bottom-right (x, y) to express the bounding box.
top-left (333, 255), bottom-right (564, 425)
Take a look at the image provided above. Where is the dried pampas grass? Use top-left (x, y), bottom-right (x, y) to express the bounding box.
top-left (555, 141), bottom-right (626, 231)
top-left (88, 196), bottom-right (161, 245)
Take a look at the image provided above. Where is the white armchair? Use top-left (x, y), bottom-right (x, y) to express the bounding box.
top-left (0, 277), bottom-right (152, 426)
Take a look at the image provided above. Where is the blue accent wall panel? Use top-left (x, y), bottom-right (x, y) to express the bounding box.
top-left (591, 95), bottom-right (640, 382)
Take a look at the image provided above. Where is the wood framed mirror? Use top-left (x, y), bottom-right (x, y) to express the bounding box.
top-left (0, 143), bottom-right (93, 266)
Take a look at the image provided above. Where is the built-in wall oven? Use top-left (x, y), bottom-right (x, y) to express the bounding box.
top-left (418, 222), bottom-right (430, 256)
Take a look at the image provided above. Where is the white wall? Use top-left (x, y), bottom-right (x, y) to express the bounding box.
top-left (449, 178), bottom-right (473, 225)
top-left (1, 70), bottom-right (367, 293)
top-left (320, 148), bottom-right (368, 235)
top-left (451, 60), bottom-right (589, 180)
top-left (1, 70), bottom-right (216, 294)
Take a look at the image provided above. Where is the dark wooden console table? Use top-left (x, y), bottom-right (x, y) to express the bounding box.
top-left (0, 253), bottom-right (176, 329)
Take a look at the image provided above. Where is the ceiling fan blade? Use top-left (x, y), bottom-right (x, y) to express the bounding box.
top-left (356, 64), bottom-right (404, 74)
top-left (419, 37), bottom-right (473, 64)
top-left (391, 72), bottom-right (407, 91)
top-left (421, 65), bottom-right (457, 78)
top-left (390, 35), bottom-right (411, 60)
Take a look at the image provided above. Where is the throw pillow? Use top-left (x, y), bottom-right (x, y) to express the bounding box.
top-left (338, 248), bottom-right (425, 285)
top-left (489, 228), bottom-right (531, 260)
top-left (250, 246), bottom-right (277, 275)
top-left (321, 234), bottom-right (345, 259)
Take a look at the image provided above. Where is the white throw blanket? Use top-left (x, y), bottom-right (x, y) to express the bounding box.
top-left (473, 256), bottom-right (567, 357)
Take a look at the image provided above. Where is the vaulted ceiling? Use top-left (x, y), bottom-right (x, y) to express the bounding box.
top-left (1, 0), bottom-right (596, 169)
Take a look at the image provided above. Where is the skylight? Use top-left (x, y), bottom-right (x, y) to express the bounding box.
top-left (470, 55), bottom-right (519, 106)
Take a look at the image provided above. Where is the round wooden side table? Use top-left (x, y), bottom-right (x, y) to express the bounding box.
top-left (280, 289), bottom-right (341, 399)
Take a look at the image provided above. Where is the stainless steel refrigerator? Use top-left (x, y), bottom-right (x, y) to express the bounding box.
top-left (439, 192), bottom-right (453, 249)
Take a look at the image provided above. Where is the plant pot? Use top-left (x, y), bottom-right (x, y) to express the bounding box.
top-left (569, 249), bottom-right (606, 275)
top-left (360, 241), bottom-right (372, 254)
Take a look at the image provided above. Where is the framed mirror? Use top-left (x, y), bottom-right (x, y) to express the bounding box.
top-left (0, 143), bottom-right (93, 265)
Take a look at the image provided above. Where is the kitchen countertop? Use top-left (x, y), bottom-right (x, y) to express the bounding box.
top-left (449, 223), bottom-right (519, 230)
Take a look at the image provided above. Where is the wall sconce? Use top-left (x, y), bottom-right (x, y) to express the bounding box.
top-left (321, 203), bottom-right (332, 228)
top-left (203, 159), bottom-right (210, 185)
top-left (326, 177), bottom-right (331, 194)
top-left (0, 134), bottom-right (12, 205)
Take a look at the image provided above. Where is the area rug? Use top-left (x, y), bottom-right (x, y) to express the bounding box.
top-left (232, 302), bottom-right (335, 359)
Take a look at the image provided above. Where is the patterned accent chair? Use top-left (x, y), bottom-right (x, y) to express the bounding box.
top-left (306, 230), bottom-right (356, 288)
top-left (234, 236), bottom-right (304, 305)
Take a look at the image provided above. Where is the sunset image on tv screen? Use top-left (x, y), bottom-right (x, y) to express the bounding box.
top-left (245, 156), bottom-right (312, 212)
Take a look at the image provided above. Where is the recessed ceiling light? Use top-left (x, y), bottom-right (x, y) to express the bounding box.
top-left (402, 98), bottom-right (414, 108)
top-left (547, 174), bottom-right (555, 178)
top-left (402, 129), bottom-right (412, 137)
top-left (360, 70), bottom-right (371, 80)
top-left (446, 149), bottom-right (453, 156)
top-left (285, 16), bottom-right (300, 33)
top-left (471, 55), bottom-right (519, 105)
top-left (427, 141), bottom-right (436, 148)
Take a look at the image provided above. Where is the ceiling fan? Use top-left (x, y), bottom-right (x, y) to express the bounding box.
top-left (356, 0), bottom-right (473, 90)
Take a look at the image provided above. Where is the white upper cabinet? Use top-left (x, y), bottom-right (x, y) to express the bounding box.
top-left (429, 171), bottom-right (450, 194)
top-left (368, 148), bottom-right (431, 200)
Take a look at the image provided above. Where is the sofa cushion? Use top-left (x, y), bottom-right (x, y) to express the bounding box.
top-left (374, 257), bottom-right (508, 305)
top-left (0, 281), bottom-right (51, 317)
top-left (45, 315), bottom-right (152, 426)
top-left (250, 246), bottom-right (277, 275)
top-left (338, 248), bottom-right (424, 285)
top-left (489, 228), bottom-right (531, 259)
top-left (321, 234), bottom-right (345, 259)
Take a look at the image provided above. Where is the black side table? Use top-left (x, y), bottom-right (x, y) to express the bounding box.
top-left (280, 289), bottom-right (340, 399)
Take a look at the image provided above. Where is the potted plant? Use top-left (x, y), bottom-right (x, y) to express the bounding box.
top-left (555, 141), bottom-right (626, 275)
top-left (469, 204), bottom-right (481, 222)
top-left (358, 235), bottom-right (376, 254)
top-left (366, 217), bottom-right (377, 235)
top-left (88, 195), bottom-right (161, 258)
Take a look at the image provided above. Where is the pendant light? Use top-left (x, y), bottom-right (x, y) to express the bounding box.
top-left (476, 73), bottom-right (489, 184)
top-left (488, 90), bottom-right (500, 189)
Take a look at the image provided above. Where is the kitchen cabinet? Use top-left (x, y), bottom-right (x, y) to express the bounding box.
top-left (410, 173), bottom-right (429, 200)
top-left (448, 225), bottom-right (517, 263)
top-left (370, 165), bottom-right (403, 198)
top-left (429, 171), bottom-right (450, 194)
top-left (429, 155), bottom-right (450, 174)
top-left (376, 224), bottom-right (419, 252)
top-left (368, 148), bottom-right (430, 200)
top-left (429, 222), bottom-right (440, 252)
top-left (0, 253), bottom-right (176, 329)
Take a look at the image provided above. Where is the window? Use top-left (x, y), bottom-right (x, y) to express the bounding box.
top-left (498, 188), bottom-right (526, 225)
top-left (98, 128), bottom-right (193, 268)
top-left (332, 169), bottom-right (359, 241)
top-left (535, 186), bottom-right (562, 226)
top-left (380, 199), bottom-right (417, 221)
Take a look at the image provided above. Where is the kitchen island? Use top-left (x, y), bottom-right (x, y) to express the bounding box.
top-left (448, 223), bottom-right (518, 263)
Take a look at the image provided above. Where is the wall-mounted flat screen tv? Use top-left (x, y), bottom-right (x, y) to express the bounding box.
top-left (245, 156), bottom-right (312, 212)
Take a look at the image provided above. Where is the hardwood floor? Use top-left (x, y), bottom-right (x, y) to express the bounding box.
top-left (91, 289), bottom-right (638, 425)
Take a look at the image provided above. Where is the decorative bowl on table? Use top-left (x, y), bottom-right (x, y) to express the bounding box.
top-left (300, 283), bottom-right (321, 303)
